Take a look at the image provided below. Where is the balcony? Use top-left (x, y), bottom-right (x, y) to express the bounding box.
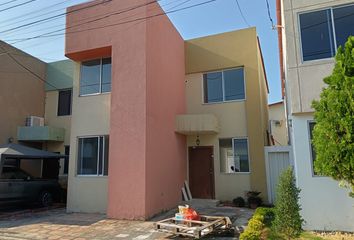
top-left (17, 126), bottom-right (65, 142)
top-left (175, 114), bottom-right (220, 135)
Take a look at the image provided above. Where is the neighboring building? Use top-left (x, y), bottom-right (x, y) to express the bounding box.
top-left (277, 0), bottom-right (354, 231)
top-left (44, 60), bottom-right (74, 188)
top-left (64, 0), bottom-right (269, 219)
top-left (0, 41), bottom-right (46, 147)
top-left (268, 101), bottom-right (287, 146)
top-left (0, 40), bottom-right (74, 187)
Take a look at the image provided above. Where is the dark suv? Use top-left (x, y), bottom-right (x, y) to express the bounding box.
top-left (0, 166), bottom-right (61, 207)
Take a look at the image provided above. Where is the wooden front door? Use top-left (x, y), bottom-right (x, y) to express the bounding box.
top-left (188, 146), bottom-right (215, 199)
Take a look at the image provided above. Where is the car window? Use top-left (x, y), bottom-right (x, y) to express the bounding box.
top-left (0, 167), bottom-right (30, 180)
top-left (0, 167), bottom-right (16, 179)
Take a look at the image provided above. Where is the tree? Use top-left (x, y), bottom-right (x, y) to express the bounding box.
top-left (312, 36), bottom-right (354, 197)
top-left (274, 167), bottom-right (303, 239)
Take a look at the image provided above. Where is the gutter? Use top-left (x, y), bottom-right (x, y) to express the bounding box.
top-left (276, 0), bottom-right (285, 99)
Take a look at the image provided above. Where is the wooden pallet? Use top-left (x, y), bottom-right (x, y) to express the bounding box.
top-left (154, 215), bottom-right (232, 239)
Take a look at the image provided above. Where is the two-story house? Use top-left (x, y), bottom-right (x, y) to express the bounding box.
top-left (0, 40), bottom-right (74, 189)
top-left (64, 0), bottom-right (270, 219)
top-left (277, 0), bottom-right (354, 231)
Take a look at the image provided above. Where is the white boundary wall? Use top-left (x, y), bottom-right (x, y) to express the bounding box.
top-left (291, 114), bottom-right (354, 231)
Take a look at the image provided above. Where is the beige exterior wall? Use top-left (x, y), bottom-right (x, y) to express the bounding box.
top-left (66, 62), bottom-right (110, 214)
top-left (269, 102), bottom-right (288, 146)
top-left (0, 41), bottom-right (46, 145)
top-left (282, 0), bottom-right (354, 114)
top-left (185, 28), bottom-right (269, 201)
top-left (185, 73), bottom-right (249, 200)
top-left (44, 91), bottom-right (72, 186)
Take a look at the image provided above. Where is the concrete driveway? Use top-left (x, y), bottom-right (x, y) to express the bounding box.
top-left (0, 202), bottom-right (253, 240)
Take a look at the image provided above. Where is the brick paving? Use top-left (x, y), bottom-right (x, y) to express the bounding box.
top-left (0, 204), bottom-right (253, 240)
top-left (0, 208), bottom-right (168, 240)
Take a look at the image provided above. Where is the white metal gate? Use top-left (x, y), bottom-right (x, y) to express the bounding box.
top-left (264, 146), bottom-right (293, 204)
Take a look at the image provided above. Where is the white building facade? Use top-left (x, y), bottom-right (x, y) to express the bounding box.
top-left (278, 0), bottom-right (354, 231)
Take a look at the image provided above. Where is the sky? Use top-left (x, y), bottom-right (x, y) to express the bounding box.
top-left (0, 0), bottom-right (281, 103)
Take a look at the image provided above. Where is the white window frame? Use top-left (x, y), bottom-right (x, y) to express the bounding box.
top-left (202, 67), bottom-right (246, 104)
top-left (307, 120), bottom-right (325, 178)
top-left (298, 3), bottom-right (354, 63)
top-left (219, 137), bottom-right (251, 174)
top-left (77, 135), bottom-right (108, 177)
top-left (79, 58), bottom-right (111, 97)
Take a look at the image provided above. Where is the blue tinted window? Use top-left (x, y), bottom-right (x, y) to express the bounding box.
top-left (80, 58), bottom-right (112, 95)
top-left (101, 58), bottom-right (112, 93)
top-left (80, 60), bottom-right (100, 95)
top-left (299, 9), bottom-right (335, 61)
top-left (203, 72), bottom-right (223, 103)
top-left (233, 139), bottom-right (249, 172)
top-left (333, 5), bottom-right (354, 49)
top-left (224, 68), bottom-right (245, 101)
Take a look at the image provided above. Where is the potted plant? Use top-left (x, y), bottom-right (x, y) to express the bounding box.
top-left (247, 191), bottom-right (262, 209)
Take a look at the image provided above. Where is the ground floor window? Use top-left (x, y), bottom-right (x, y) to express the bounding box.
top-left (219, 138), bottom-right (250, 173)
top-left (77, 136), bottom-right (109, 176)
top-left (308, 121), bottom-right (318, 175)
top-left (63, 146), bottom-right (70, 175)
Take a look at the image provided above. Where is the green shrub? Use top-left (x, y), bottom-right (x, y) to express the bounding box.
top-left (239, 207), bottom-right (275, 240)
top-left (233, 196), bottom-right (246, 207)
top-left (274, 167), bottom-right (304, 239)
top-left (239, 228), bottom-right (262, 240)
top-left (254, 207), bottom-right (275, 227)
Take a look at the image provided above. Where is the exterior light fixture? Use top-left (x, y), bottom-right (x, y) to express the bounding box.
top-left (196, 135), bottom-right (200, 146)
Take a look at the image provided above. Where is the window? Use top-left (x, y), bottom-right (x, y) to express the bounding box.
top-left (77, 136), bottom-right (109, 176)
top-left (299, 4), bottom-right (354, 61)
top-left (203, 68), bottom-right (245, 103)
top-left (80, 58), bottom-right (111, 95)
top-left (57, 89), bottom-right (72, 116)
top-left (63, 146), bottom-right (70, 175)
top-left (219, 138), bottom-right (250, 173)
top-left (0, 167), bottom-right (31, 180)
top-left (308, 122), bottom-right (318, 175)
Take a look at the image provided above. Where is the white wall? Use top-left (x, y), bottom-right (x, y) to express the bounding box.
top-left (291, 114), bottom-right (354, 231)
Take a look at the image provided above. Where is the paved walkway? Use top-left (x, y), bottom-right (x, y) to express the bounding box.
top-left (0, 203), bottom-right (253, 240)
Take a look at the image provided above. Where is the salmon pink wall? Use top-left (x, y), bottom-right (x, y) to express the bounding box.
top-left (65, 0), bottom-right (186, 219)
top-left (145, 5), bottom-right (186, 217)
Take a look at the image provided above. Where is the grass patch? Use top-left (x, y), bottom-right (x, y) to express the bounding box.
top-left (300, 232), bottom-right (324, 240)
top-left (262, 229), bottom-right (324, 240)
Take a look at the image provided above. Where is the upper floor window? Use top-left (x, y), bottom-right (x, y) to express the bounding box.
top-left (299, 4), bottom-right (354, 61)
top-left (80, 58), bottom-right (111, 96)
top-left (57, 89), bottom-right (72, 116)
top-left (203, 68), bottom-right (245, 103)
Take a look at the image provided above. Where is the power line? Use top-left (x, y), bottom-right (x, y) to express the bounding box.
top-left (0, 0), bottom-right (20, 7)
top-left (0, 0), bottom-right (72, 29)
top-left (1, 0), bottom-right (179, 55)
top-left (0, 44), bottom-right (59, 90)
top-left (265, 0), bottom-right (274, 28)
top-left (7, 0), bottom-right (217, 44)
top-left (0, 0), bottom-right (37, 13)
top-left (0, 0), bottom-right (112, 34)
top-left (234, 0), bottom-right (250, 27)
top-left (4, 0), bottom-right (160, 41)
top-left (4, 0), bottom-right (182, 39)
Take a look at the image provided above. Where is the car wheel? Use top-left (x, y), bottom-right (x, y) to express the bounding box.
top-left (38, 191), bottom-right (53, 207)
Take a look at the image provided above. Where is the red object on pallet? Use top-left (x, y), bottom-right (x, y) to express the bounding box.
top-left (184, 208), bottom-right (200, 221)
